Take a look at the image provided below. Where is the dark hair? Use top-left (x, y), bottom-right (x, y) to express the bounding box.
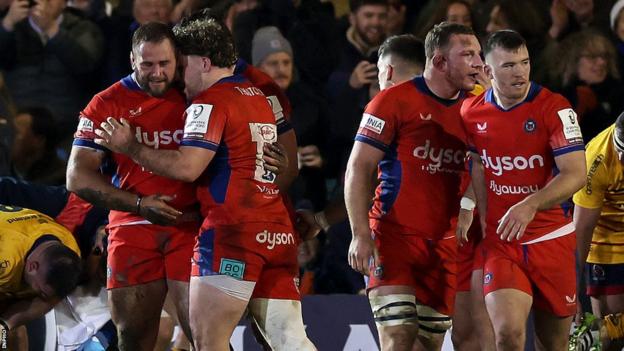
top-left (131, 22), bottom-right (176, 52)
top-left (424, 21), bottom-right (475, 59)
top-left (44, 244), bottom-right (82, 298)
top-left (349, 0), bottom-right (388, 13)
top-left (484, 29), bottom-right (526, 56)
top-left (16, 106), bottom-right (58, 149)
top-left (379, 34), bottom-right (425, 67)
top-left (173, 9), bottom-right (237, 67)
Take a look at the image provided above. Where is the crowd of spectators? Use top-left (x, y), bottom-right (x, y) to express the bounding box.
top-left (1, 0), bottom-right (624, 297)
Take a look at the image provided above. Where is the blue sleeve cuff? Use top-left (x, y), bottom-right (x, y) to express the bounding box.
top-left (354, 134), bottom-right (389, 153)
top-left (181, 139), bottom-right (219, 151)
top-left (553, 144), bottom-right (585, 157)
top-left (73, 138), bottom-right (106, 152)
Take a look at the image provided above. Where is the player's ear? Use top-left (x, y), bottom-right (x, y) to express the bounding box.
top-left (485, 64), bottom-right (493, 79)
top-left (130, 50), bottom-right (136, 71)
top-left (386, 64), bottom-right (394, 82)
top-left (201, 57), bottom-right (212, 72)
top-left (432, 53), bottom-right (446, 71)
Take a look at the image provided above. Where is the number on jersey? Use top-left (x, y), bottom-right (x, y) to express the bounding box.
top-left (249, 123), bottom-right (278, 183)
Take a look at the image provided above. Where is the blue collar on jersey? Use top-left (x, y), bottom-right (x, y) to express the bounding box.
top-left (412, 76), bottom-right (465, 106)
top-left (214, 74), bottom-right (248, 85)
top-left (234, 58), bottom-right (248, 75)
top-left (120, 73), bottom-right (142, 91)
top-left (485, 82), bottom-right (542, 111)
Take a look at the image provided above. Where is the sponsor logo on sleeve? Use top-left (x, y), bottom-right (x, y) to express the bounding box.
top-left (183, 104), bottom-right (212, 138)
top-left (557, 108), bottom-right (583, 143)
top-left (360, 114), bottom-right (385, 134)
top-left (266, 95), bottom-right (285, 123)
top-left (77, 117), bottom-right (94, 132)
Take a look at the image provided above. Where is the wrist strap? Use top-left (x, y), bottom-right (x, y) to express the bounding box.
top-left (136, 195), bottom-right (143, 214)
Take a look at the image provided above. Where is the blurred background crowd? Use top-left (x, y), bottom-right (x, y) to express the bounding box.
top-left (1, 0), bottom-right (623, 297)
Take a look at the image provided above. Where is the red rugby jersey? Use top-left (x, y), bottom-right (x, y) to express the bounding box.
top-left (235, 59), bottom-right (292, 135)
top-left (355, 76), bottom-right (470, 240)
top-left (180, 75), bottom-right (290, 228)
top-left (73, 74), bottom-right (198, 227)
top-left (461, 83), bottom-right (584, 244)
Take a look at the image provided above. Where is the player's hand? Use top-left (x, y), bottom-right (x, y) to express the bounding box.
top-left (295, 209), bottom-right (322, 240)
top-left (298, 145), bottom-right (323, 169)
top-left (95, 118), bottom-right (139, 156)
top-left (2, 0), bottom-right (29, 31)
top-left (549, 0), bottom-right (569, 39)
top-left (475, 66), bottom-right (491, 90)
top-left (349, 61), bottom-right (378, 89)
top-left (348, 233), bottom-right (379, 276)
top-left (262, 142), bottom-right (287, 174)
top-left (496, 199), bottom-right (538, 242)
top-left (456, 208), bottom-right (474, 246)
top-left (138, 194), bottom-right (182, 226)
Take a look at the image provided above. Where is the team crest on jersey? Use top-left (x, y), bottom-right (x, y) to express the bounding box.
top-left (557, 108), bottom-right (583, 143)
top-left (360, 113), bottom-right (385, 134)
top-left (484, 272), bottom-right (492, 285)
top-left (524, 119), bottom-right (536, 133)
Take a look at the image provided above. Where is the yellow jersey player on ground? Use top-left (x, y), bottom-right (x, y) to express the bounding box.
top-left (572, 111), bottom-right (624, 351)
top-left (0, 206), bottom-right (81, 351)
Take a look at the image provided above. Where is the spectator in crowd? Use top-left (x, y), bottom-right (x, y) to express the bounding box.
top-left (553, 29), bottom-right (624, 143)
top-left (0, 0), bottom-right (104, 138)
top-left (326, 0), bottom-right (388, 179)
top-left (232, 0), bottom-right (296, 63)
top-left (0, 73), bottom-right (13, 176)
top-left (253, 25), bottom-right (329, 210)
top-left (384, 0), bottom-right (406, 36)
top-left (548, 0), bottom-right (613, 41)
top-left (610, 0), bottom-right (624, 73)
top-left (10, 106), bottom-right (66, 185)
top-left (104, 0), bottom-right (173, 85)
top-left (414, 0), bottom-right (475, 40)
top-left (485, 0), bottom-right (553, 84)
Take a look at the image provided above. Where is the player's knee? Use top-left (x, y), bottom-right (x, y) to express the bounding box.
top-left (416, 304), bottom-right (452, 341)
top-left (495, 324), bottom-right (524, 349)
top-left (251, 299), bottom-right (315, 351)
top-left (369, 294), bottom-right (418, 329)
top-left (604, 312), bottom-right (624, 339)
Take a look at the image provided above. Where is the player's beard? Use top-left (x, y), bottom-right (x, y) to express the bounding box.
top-left (136, 73), bottom-right (173, 98)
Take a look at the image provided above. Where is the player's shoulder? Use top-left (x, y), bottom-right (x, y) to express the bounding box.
top-left (586, 124), bottom-right (615, 159)
top-left (460, 89), bottom-right (487, 115)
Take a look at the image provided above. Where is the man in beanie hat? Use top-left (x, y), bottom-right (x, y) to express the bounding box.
top-left (253, 26), bottom-right (294, 91)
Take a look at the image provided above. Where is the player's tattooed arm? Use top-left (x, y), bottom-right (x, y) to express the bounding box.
top-left (67, 146), bottom-right (181, 225)
top-left (73, 188), bottom-right (135, 213)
